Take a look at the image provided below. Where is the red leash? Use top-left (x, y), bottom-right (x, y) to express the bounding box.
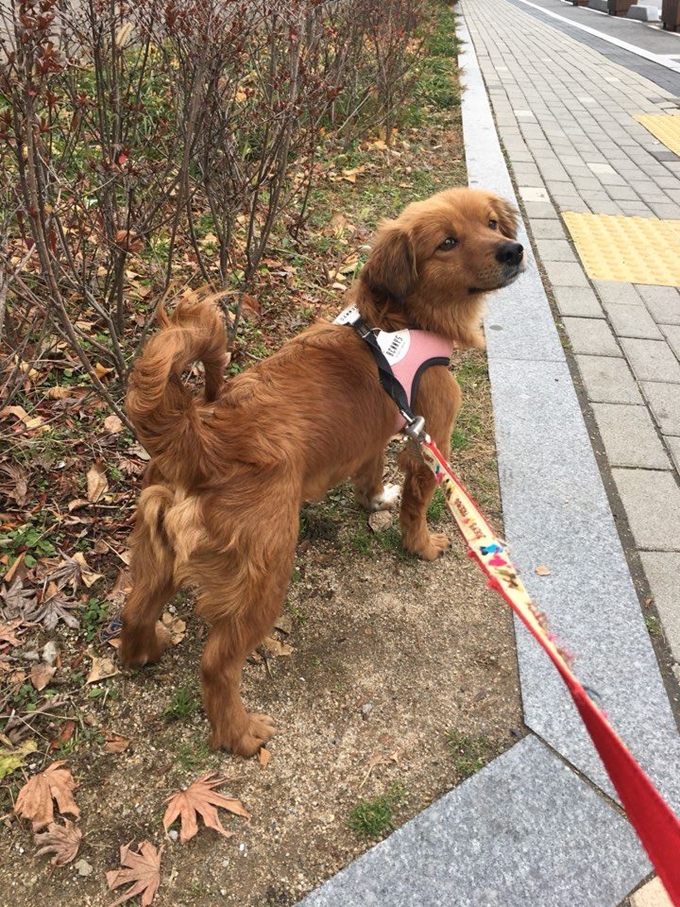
top-left (418, 435), bottom-right (680, 903)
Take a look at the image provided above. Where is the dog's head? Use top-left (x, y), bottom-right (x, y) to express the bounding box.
top-left (356, 188), bottom-right (523, 347)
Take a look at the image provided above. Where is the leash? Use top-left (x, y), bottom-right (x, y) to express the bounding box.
top-left (417, 425), bottom-right (680, 904)
top-left (344, 312), bottom-right (680, 900)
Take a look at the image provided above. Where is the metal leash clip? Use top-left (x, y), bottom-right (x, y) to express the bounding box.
top-left (402, 414), bottom-right (429, 444)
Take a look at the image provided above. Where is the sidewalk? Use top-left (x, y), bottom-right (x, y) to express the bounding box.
top-left (297, 4), bottom-right (680, 904)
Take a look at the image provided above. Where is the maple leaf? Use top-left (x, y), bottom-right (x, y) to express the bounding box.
top-left (14, 760), bottom-right (80, 830)
top-left (106, 840), bottom-right (162, 907)
top-left (163, 773), bottom-right (250, 843)
top-left (0, 578), bottom-right (37, 621)
top-left (0, 618), bottom-right (25, 647)
top-left (34, 819), bottom-right (82, 865)
top-left (23, 593), bottom-right (81, 631)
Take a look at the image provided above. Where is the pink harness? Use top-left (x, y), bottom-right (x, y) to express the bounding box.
top-left (334, 306), bottom-right (454, 433)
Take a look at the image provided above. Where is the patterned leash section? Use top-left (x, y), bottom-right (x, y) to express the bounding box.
top-left (420, 437), bottom-right (680, 905)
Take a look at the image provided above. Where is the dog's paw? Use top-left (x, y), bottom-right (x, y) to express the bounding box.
top-left (229, 713), bottom-right (277, 758)
top-left (119, 621), bottom-right (172, 667)
top-left (369, 483), bottom-right (401, 512)
top-left (417, 532), bottom-right (451, 561)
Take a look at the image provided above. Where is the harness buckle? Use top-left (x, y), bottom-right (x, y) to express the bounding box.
top-left (402, 414), bottom-right (429, 444)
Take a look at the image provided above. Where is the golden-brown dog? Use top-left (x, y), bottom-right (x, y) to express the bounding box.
top-left (120, 187), bottom-right (523, 756)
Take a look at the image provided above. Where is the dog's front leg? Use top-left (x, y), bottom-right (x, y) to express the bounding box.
top-left (398, 368), bottom-right (461, 560)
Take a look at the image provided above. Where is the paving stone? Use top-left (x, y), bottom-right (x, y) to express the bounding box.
top-left (542, 261), bottom-right (591, 288)
top-left (605, 305), bottom-right (663, 340)
top-left (576, 356), bottom-right (644, 404)
top-left (520, 186), bottom-right (550, 203)
top-left (661, 324), bottom-right (680, 358)
top-left (621, 338), bottom-right (680, 384)
top-left (612, 469), bottom-right (680, 550)
top-left (562, 318), bottom-right (621, 356)
top-left (592, 281), bottom-right (644, 307)
top-left (640, 553), bottom-right (680, 663)
top-left (489, 358), bottom-right (680, 809)
top-left (591, 404), bottom-right (670, 469)
top-left (553, 287), bottom-right (603, 318)
top-left (636, 285), bottom-right (680, 325)
top-left (299, 737), bottom-right (649, 907)
top-left (529, 218), bottom-right (568, 240)
top-left (630, 877), bottom-right (674, 907)
top-left (523, 201), bottom-right (560, 219)
top-left (642, 383), bottom-right (680, 435)
top-left (535, 239), bottom-right (577, 263)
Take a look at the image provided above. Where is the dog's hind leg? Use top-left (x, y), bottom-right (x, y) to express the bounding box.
top-left (120, 487), bottom-right (177, 667)
top-left (353, 451), bottom-right (400, 512)
top-left (198, 518), bottom-right (297, 757)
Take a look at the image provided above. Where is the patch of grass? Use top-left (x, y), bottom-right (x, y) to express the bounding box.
top-left (350, 524), bottom-right (373, 555)
top-left (455, 356), bottom-right (488, 389)
top-left (0, 518), bottom-right (58, 567)
top-left (163, 685), bottom-right (202, 723)
top-left (348, 784), bottom-right (406, 840)
top-left (446, 729), bottom-right (493, 780)
top-left (174, 740), bottom-right (215, 773)
top-left (80, 597), bottom-right (112, 642)
top-left (644, 614), bottom-right (659, 637)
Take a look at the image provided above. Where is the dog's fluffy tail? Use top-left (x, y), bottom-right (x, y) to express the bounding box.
top-left (126, 295), bottom-right (227, 485)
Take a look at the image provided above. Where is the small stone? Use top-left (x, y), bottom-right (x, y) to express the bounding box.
top-left (360, 701), bottom-right (374, 720)
top-left (168, 829), bottom-right (179, 842)
top-left (75, 859), bottom-right (93, 877)
top-left (42, 641), bottom-right (59, 666)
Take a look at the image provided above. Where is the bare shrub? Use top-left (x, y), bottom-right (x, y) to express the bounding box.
top-left (0, 0), bottom-right (430, 410)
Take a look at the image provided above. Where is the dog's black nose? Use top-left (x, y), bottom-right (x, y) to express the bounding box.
top-left (495, 241), bottom-right (524, 266)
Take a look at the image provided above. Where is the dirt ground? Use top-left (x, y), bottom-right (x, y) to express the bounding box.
top-left (1, 353), bottom-right (523, 906)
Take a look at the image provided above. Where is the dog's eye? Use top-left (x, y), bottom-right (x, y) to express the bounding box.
top-left (439, 237), bottom-right (457, 251)
top-left (489, 219), bottom-right (498, 230)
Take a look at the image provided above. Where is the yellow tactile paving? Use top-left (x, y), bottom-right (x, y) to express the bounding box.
top-left (562, 212), bottom-right (680, 286)
top-left (634, 113), bottom-right (680, 157)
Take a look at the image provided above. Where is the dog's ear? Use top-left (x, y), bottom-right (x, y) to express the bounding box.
top-left (494, 197), bottom-right (519, 239)
top-left (361, 224), bottom-right (418, 299)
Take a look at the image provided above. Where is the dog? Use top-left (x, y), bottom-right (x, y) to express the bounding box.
top-left (120, 187), bottom-right (524, 756)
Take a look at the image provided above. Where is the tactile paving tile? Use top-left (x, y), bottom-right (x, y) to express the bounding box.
top-left (634, 113), bottom-right (680, 157)
top-left (562, 212), bottom-right (680, 285)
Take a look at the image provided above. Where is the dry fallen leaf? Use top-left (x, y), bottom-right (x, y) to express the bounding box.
top-left (368, 510), bottom-right (393, 532)
top-left (0, 618), bottom-right (26, 647)
top-left (87, 462), bottom-right (108, 503)
top-left (49, 721), bottom-right (77, 751)
top-left (34, 819), bottom-right (82, 865)
top-left (163, 773), bottom-right (250, 843)
top-left (535, 565), bottom-right (551, 576)
top-left (72, 552), bottom-right (104, 588)
top-left (0, 739), bottom-right (37, 782)
top-left (104, 414), bottom-right (124, 433)
top-left (262, 636), bottom-right (293, 657)
top-left (30, 663), bottom-right (56, 691)
top-left (14, 760), bottom-right (80, 829)
top-left (106, 840), bottom-right (162, 907)
top-left (103, 733), bottom-right (130, 754)
top-left (258, 748), bottom-right (271, 769)
top-left (86, 655), bottom-right (120, 684)
top-left (159, 612), bottom-right (186, 646)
